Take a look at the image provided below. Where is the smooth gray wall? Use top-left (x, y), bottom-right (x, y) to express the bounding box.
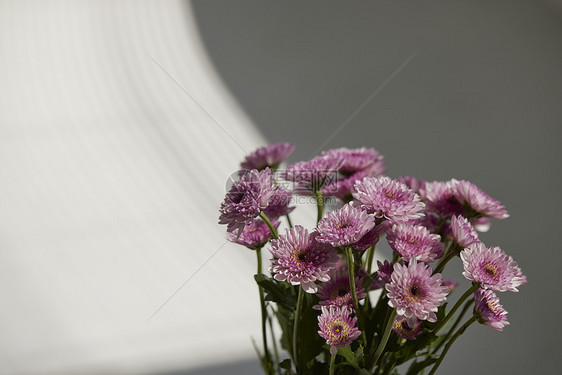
top-left (190, 0), bottom-right (562, 374)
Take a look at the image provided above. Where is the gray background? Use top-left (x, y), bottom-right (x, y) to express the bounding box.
top-left (187, 0), bottom-right (562, 374)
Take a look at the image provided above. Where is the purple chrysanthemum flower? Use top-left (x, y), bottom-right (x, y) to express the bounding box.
top-left (353, 223), bottom-right (386, 251)
top-left (377, 260), bottom-right (394, 284)
top-left (386, 260), bottom-right (450, 327)
top-left (318, 305), bottom-right (362, 355)
top-left (322, 163), bottom-right (386, 200)
top-left (422, 181), bottom-right (464, 218)
top-left (263, 187), bottom-right (295, 218)
top-left (442, 280), bottom-right (459, 294)
top-left (392, 316), bottom-right (423, 340)
top-left (460, 243), bottom-right (527, 292)
top-left (320, 147), bottom-right (385, 175)
top-left (474, 289), bottom-right (510, 331)
top-left (227, 217), bottom-right (279, 249)
top-left (219, 168), bottom-right (277, 233)
top-left (316, 204), bottom-right (376, 248)
top-left (451, 215), bottom-right (480, 248)
top-left (269, 226), bottom-right (339, 293)
top-left (450, 179), bottom-right (509, 220)
top-left (370, 275), bottom-right (385, 291)
top-left (240, 142), bottom-right (295, 171)
top-left (386, 223), bottom-right (445, 263)
top-left (284, 156), bottom-right (342, 193)
top-left (314, 269), bottom-right (367, 311)
top-left (353, 176), bottom-right (425, 222)
top-left (396, 176), bottom-right (426, 195)
top-left (406, 212), bottom-right (446, 236)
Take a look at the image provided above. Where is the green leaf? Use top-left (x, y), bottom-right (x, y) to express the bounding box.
top-left (254, 274), bottom-right (296, 308)
top-left (395, 331), bottom-right (438, 365)
top-left (297, 293), bottom-right (324, 369)
top-left (354, 345), bottom-right (364, 363)
top-left (279, 359), bottom-right (292, 370)
top-left (405, 356), bottom-right (438, 375)
top-left (275, 305), bottom-right (293, 352)
top-left (338, 347), bottom-right (359, 369)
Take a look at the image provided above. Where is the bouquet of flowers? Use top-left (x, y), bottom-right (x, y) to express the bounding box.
top-left (219, 143), bottom-right (526, 375)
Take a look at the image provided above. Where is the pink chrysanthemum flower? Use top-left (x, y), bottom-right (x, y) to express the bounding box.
top-left (392, 316), bottom-right (423, 340)
top-left (442, 280), bottom-right (459, 294)
top-left (263, 188), bottom-right (295, 218)
top-left (284, 156), bottom-right (342, 193)
top-left (386, 260), bottom-right (450, 328)
top-left (377, 260), bottom-right (394, 284)
top-left (460, 243), bottom-right (527, 292)
top-left (396, 176), bottom-right (426, 195)
top-left (451, 215), bottom-right (480, 248)
top-left (406, 212), bottom-right (445, 236)
top-left (321, 147), bottom-right (385, 175)
top-left (317, 305), bottom-right (362, 355)
top-left (474, 289), bottom-right (510, 331)
top-left (450, 179), bottom-right (509, 220)
top-left (227, 217), bottom-right (279, 249)
top-left (314, 269), bottom-right (367, 311)
top-left (219, 168), bottom-right (277, 233)
top-left (316, 204), bottom-right (376, 248)
top-left (353, 176), bottom-right (425, 222)
top-left (322, 163), bottom-right (386, 200)
top-left (386, 223), bottom-right (445, 263)
top-left (240, 142), bottom-right (295, 171)
top-left (269, 226), bottom-right (339, 293)
top-left (422, 181), bottom-right (464, 218)
top-left (353, 223), bottom-right (386, 251)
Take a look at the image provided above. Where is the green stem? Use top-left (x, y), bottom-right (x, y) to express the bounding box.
top-left (256, 248), bottom-right (273, 374)
top-left (346, 247), bottom-right (367, 349)
top-left (268, 306), bottom-right (280, 371)
top-left (314, 190), bottom-right (324, 224)
top-left (433, 248), bottom-right (455, 274)
top-left (363, 245), bottom-right (376, 315)
top-left (433, 284), bottom-right (478, 334)
top-left (285, 213), bottom-right (293, 228)
top-left (371, 309), bottom-right (397, 370)
top-left (433, 241), bottom-right (460, 275)
top-left (381, 353), bottom-right (398, 375)
top-left (428, 316), bottom-right (477, 375)
top-left (293, 285), bottom-right (305, 371)
top-left (432, 299), bottom-right (474, 354)
top-left (260, 211), bottom-right (278, 239)
top-left (346, 248), bottom-right (360, 313)
top-left (366, 245), bottom-right (376, 274)
top-left (329, 352), bottom-right (336, 375)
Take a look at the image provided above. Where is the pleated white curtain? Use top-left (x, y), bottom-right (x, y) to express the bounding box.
top-left (0, 1), bottom-right (271, 373)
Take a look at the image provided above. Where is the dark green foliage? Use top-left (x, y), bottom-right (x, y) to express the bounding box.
top-left (254, 274), bottom-right (296, 309)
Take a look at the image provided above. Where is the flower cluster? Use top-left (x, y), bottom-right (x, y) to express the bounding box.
top-left (219, 142), bottom-right (526, 375)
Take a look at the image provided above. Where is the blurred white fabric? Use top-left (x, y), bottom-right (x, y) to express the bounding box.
top-left (0, 1), bottom-right (283, 374)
